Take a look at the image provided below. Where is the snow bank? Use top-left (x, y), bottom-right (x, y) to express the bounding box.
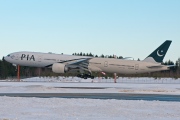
top-left (20, 77), bottom-right (180, 84)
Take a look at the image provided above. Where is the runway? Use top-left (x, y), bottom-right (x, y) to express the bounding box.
top-left (1, 93), bottom-right (180, 102)
top-left (0, 81), bottom-right (180, 102)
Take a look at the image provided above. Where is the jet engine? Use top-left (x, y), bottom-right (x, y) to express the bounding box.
top-left (52, 63), bottom-right (69, 73)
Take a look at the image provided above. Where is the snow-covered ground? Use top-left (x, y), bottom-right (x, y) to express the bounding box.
top-left (0, 77), bottom-right (180, 95)
top-left (0, 97), bottom-right (179, 120)
top-left (4, 76), bottom-right (180, 84)
top-left (23, 76), bottom-right (180, 84)
top-left (0, 77), bottom-right (180, 120)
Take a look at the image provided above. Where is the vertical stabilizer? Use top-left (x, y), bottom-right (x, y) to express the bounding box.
top-left (143, 40), bottom-right (172, 63)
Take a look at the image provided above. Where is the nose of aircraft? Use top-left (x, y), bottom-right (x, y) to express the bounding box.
top-left (4, 56), bottom-right (8, 61)
top-left (4, 54), bottom-right (11, 62)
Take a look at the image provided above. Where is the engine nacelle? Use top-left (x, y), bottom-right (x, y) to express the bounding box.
top-left (52, 63), bottom-right (69, 73)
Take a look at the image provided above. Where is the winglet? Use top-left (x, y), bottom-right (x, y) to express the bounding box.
top-left (143, 40), bottom-right (172, 63)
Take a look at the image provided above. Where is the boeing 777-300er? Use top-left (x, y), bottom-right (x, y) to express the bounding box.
top-left (4, 40), bottom-right (172, 79)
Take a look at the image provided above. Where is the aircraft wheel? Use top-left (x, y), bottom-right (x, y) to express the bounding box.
top-left (91, 76), bottom-right (94, 79)
top-left (77, 74), bottom-right (81, 77)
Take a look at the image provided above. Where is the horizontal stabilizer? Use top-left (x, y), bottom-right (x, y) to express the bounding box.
top-left (167, 65), bottom-right (176, 68)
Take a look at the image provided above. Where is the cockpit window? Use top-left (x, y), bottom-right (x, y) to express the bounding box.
top-left (7, 54), bottom-right (10, 57)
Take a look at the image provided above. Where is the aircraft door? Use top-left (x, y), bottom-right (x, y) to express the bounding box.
top-left (38, 56), bottom-right (42, 62)
top-left (135, 64), bottom-right (139, 70)
top-left (104, 61), bottom-right (108, 67)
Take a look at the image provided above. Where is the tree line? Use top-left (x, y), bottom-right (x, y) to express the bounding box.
top-left (72, 52), bottom-right (123, 59)
top-left (0, 53), bottom-right (180, 79)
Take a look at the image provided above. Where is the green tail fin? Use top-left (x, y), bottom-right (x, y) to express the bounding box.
top-left (144, 40), bottom-right (172, 63)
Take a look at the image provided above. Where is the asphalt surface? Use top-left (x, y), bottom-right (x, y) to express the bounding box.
top-left (0, 93), bottom-right (180, 102)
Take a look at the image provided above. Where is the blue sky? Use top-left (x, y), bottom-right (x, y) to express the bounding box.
top-left (0, 0), bottom-right (180, 62)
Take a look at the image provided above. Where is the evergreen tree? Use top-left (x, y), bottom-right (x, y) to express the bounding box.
top-left (118, 56), bottom-right (123, 59)
top-left (1, 57), bottom-right (9, 78)
top-left (89, 52), bottom-right (93, 57)
top-left (0, 57), bottom-right (16, 79)
top-left (168, 60), bottom-right (175, 71)
top-left (175, 60), bottom-right (178, 74)
top-left (109, 55), bottom-right (113, 58)
top-left (0, 60), bottom-right (2, 78)
top-left (177, 58), bottom-right (180, 69)
top-left (101, 54), bottom-right (105, 58)
top-left (177, 58), bottom-right (180, 75)
top-left (168, 60), bottom-right (174, 65)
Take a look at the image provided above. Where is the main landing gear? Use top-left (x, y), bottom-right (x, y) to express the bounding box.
top-left (77, 73), bottom-right (95, 79)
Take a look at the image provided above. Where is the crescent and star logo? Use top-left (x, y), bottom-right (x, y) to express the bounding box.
top-left (157, 50), bottom-right (164, 57)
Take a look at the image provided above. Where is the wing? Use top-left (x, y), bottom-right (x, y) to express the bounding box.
top-left (45, 58), bottom-right (92, 72)
top-left (67, 58), bottom-right (92, 72)
top-left (45, 58), bottom-right (91, 67)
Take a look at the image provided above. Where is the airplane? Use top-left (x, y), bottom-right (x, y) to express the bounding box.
top-left (4, 40), bottom-right (172, 79)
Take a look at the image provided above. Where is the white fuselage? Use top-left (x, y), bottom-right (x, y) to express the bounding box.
top-left (4, 51), bottom-right (169, 74)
